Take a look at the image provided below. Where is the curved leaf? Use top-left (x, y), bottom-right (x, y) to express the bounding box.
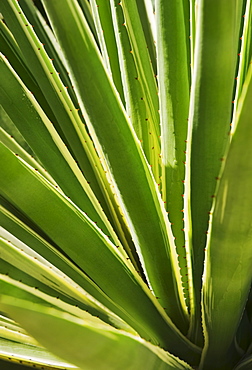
top-left (0, 338), bottom-right (76, 370)
top-left (0, 295), bottom-right (194, 370)
top-left (0, 141), bottom-right (200, 364)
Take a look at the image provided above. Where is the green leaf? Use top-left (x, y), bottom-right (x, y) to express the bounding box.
top-left (0, 295), bottom-right (194, 370)
top-left (0, 230), bottom-right (135, 333)
top-left (199, 65), bottom-right (252, 370)
top-left (0, 312), bottom-right (76, 369)
top-left (19, 0), bottom-right (79, 108)
top-left (115, 0), bottom-right (161, 182)
top-left (186, 0), bottom-right (244, 345)
top-left (41, 0), bottom-right (189, 333)
top-left (77, 0), bottom-right (97, 41)
top-left (0, 126), bottom-right (56, 186)
top-left (89, 0), bottom-right (125, 102)
top-left (0, 141), bottom-right (200, 364)
top-left (109, 0), bottom-right (161, 183)
top-left (156, 0), bottom-right (191, 309)
top-left (0, 0), bottom-right (111, 218)
top-left (0, 53), bottom-right (119, 245)
top-left (0, 337), bottom-right (76, 370)
top-left (0, 199), bottom-right (140, 329)
top-left (0, 15), bottom-right (54, 125)
top-left (136, 0), bottom-right (157, 75)
top-left (0, 313), bottom-right (40, 348)
top-left (0, 106), bottom-right (34, 158)
top-left (231, 0), bottom-right (252, 132)
top-left (0, 1), bottom-right (60, 127)
top-left (234, 355), bottom-right (252, 370)
top-left (189, 0), bottom-right (196, 70)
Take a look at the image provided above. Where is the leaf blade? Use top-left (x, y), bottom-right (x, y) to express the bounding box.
top-left (0, 294), bottom-right (194, 370)
top-left (199, 64), bottom-right (252, 370)
top-left (186, 0), bottom-right (244, 344)
top-left (0, 141), bottom-right (200, 363)
top-left (41, 0), bottom-right (189, 332)
top-left (156, 0), bottom-right (191, 312)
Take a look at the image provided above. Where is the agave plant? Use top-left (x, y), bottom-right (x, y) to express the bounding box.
top-left (0, 0), bottom-right (252, 369)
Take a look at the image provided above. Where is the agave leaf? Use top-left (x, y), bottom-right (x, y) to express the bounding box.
top-left (4, 0), bottom-right (133, 254)
top-left (136, 0), bottom-right (157, 75)
top-left (0, 126), bottom-right (56, 185)
top-left (109, 0), bottom-right (161, 185)
top-left (113, 0), bottom-right (160, 182)
top-left (89, 0), bottom-right (124, 102)
top-left (0, 231), bottom-right (134, 333)
top-left (77, 0), bottom-right (97, 40)
top-left (0, 314), bottom-right (40, 348)
top-left (1, 0), bottom-right (251, 369)
top-left (0, 15), bottom-right (61, 153)
top-left (186, 0), bottom-right (244, 345)
top-left (7, 0), bottom-right (140, 252)
top-left (19, 0), bottom-right (79, 108)
top-left (0, 338), bottom-right (76, 370)
top-left (0, 294), bottom-right (194, 370)
top-left (0, 273), bottom-right (135, 337)
top-left (0, 328), bottom-right (35, 348)
top-left (0, 311), bottom-right (75, 369)
top-left (109, 1), bottom-right (148, 138)
top-left (0, 201), bottom-right (135, 325)
top-left (0, 313), bottom-right (27, 334)
top-left (0, 0), bottom-right (111, 218)
top-left (231, 0), bottom-right (252, 133)
top-left (156, 0), bottom-right (191, 309)
top-left (119, 0), bottom-right (159, 138)
top-left (0, 53), bottom-right (120, 246)
top-left (199, 65), bottom-right (252, 370)
top-left (0, 107), bottom-right (34, 160)
top-left (234, 355), bottom-right (252, 370)
top-left (235, 308), bottom-right (252, 355)
top-left (41, 0), bottom-right (188, 333)
top-left (0, 141), bottom-right (200, 364)
top-left (0, 16), bottom-right (50, 116)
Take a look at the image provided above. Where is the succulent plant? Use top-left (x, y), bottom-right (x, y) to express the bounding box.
top-left (0, 0), bottom-right (252, 369)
